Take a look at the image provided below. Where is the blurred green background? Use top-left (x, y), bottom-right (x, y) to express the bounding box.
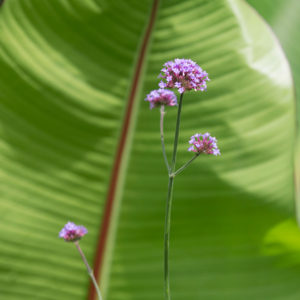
top-left (0, 0), bottom-right (299, 299)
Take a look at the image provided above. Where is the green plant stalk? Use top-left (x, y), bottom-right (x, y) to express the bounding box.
top-left (74, 241), bottom-right (103, 300)
top-left (160, 105), bottom-right (170, 173)
top-left (164, 93), bottom-right (184, 300)
top-left (172, 154), bottom-right (200, 177)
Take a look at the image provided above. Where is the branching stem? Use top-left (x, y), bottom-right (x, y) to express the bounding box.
top-left (172, 154), bottom-right (200, 177)
top-left (164, 93), bottom-right (183, 300)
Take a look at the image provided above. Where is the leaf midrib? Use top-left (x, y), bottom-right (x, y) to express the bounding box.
top-left (89, 1), bottom-right (160, 299)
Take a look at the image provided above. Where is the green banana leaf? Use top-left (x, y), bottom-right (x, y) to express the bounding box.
top-left (0, 0), bottom-right (298, 299)
top-left (246, 0), bottom-right (300, 230)
top-left (246, 0), bottom-right (300, 109)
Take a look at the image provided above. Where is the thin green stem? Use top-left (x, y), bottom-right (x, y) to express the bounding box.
top-left (164, 176), bottom-right (174, 300)
top-left (160, 105), bottom-right (170, 173)
top-left (164, 92), bottom-right (184, 300)
top-left (172, 154), bottom-right (200, 177)
top-left (171, 93), bottom-right (184, 171)
top-left (74, 241), bottom-right (103, 300)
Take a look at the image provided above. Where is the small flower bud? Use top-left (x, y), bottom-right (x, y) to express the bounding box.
top-left (188, 133), bottom-right (220, 156)
top-left (145, 89), bottom-right (177, 109)
top-left (59, 222), bottom-right (88, 242)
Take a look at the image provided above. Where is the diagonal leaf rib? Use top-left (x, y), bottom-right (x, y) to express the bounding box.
top-left (89, 1), bottom-right (160, 299)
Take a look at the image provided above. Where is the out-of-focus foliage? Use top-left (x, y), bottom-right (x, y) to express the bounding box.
top-left (247, 0), bottom-right (300, 236)
top-left (247, 0), bottom-right (300, 125)
top-left (0, 0), bottom-right (298, 299)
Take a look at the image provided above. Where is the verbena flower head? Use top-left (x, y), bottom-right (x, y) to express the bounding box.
top-left (59, 222), bottom-right (88, 242)
top-left (159, 58), bottom-right (210, 94)
top-left (188, 133), bottom-right (220, 156)
top-left (145, 89), bottom-right (177, 109)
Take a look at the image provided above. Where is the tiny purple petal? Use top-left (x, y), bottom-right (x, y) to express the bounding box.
top-left (145, 89), bottom-right (177, 110)
top-left (213, 148), bottom-right (221, 156)
top-left (178, 87), bottom-right (185, 94)
top-left (59, 222), bottom-right (88, 242)
top-left (159, 81), bottom-right (167, 89)
top-left (158, 58), bottom-right (210, 94)
top-left (188, 133), bottom-right (220, 156)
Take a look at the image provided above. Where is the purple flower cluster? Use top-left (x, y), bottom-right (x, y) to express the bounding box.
top-left (188, 133), bottom-right (220, 156)
top-left (145, 89), bottom-right (177, 109)
top-left (59, 222), bottom-right (88, 242)
top-left (159, 58), bottom-right (210, 94)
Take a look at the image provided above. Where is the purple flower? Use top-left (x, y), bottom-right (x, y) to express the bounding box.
top-left (159, 58), bottom-right (210, 94)
top-left (145, 89), bottom-right (177, 109)
top-left (188, 133), bottom-right (220, 156)
top-left (59, 222), bottom-right (88, 242)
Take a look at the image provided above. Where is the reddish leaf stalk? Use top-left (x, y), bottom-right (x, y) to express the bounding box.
top-left (88, 1), bottom-right (160, 299)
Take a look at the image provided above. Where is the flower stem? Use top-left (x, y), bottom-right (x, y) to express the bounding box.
top-left (164, 93), bottom-right (184, 300)
top-left (164, 176), bottom-right (174, 300)
top-left (171, 93), bottom-right (184, 169)
top-left (160, 105), bottom-right (170, 173)
top-left (74, 241), bottom-right (103, 300)
top-left (172, 154), bottom-right (200, 177)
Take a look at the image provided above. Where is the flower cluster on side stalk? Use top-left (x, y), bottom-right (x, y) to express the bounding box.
top-left (188, 133), bottom-right (220, 156)
top-left (59, 221), bottom-right (88, 242)
top-left (59, 222), bottom-right (103, 300)
top-left (145, 58), bottom-right (220, 300)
